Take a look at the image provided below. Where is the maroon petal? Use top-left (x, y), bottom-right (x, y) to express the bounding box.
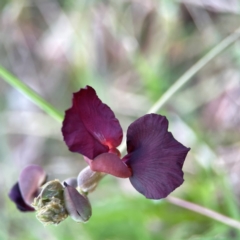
top-left (62, 86), bottom-right (123, 159)
top-left (124, 114), bottom-right (190, 199)
top-left (90, 153), bottom-right (132, 178)
top-left (19, 165), bottom-right (47, 205)
top-left (8, 182), bottom-right (35, 212)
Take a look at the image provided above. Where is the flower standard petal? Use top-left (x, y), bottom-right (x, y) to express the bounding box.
top-left (90, 153), bottom-right (132, 178)
top-left (62, 86), bottom-right (123, 159)
top-left (19, 165), bottom-right (47, 205)
top-left (8, 182), bottom-right (35, 212)
top-left (124, 114), bottom-right (190, 199)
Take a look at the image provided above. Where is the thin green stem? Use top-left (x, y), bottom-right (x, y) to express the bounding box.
top-left (167, 196), bottom-right (240, 230)
top-left (147, 27), bottom-right (240, 114)
top-left (0, 66), bottom-right (64, 123)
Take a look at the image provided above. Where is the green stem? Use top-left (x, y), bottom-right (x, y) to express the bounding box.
top-left (0, 66), bottom-right (64, 123)
top-left (167, 196), bottom-right (240, 230)
top-left (147, 27), bottom-right (240, 114)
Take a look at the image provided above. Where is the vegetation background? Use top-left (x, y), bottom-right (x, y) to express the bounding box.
top-left (0, 0), bottom-right (240, 239)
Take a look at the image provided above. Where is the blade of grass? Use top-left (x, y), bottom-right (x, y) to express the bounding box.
top-left (167, 196), bottom-right (240, 230)
top-left (147, 26), bottom-right (240, 114)
top-left (0, 66), bottom-right (64, 123)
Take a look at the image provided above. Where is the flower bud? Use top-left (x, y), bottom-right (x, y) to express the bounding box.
top-left (62, 177), bottom-right (77, 188)
top-left (32, 180), bottom-right (68, 225)
top-left (77, 166), bottom-right (105, 193)
top-left (63, 182), bottom-right (92, 222)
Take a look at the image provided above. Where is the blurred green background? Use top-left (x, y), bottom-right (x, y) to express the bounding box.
top-left (1, 0), bottom-right (240, 239)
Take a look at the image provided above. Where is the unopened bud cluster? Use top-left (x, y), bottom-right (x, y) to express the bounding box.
top-left (31, 167), bottom-right (102, 225)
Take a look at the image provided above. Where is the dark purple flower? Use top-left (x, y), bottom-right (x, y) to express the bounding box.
top-left (9, 165), bottom-right (47, 211)
top-left (62, 86), bottom-right (190, 199)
